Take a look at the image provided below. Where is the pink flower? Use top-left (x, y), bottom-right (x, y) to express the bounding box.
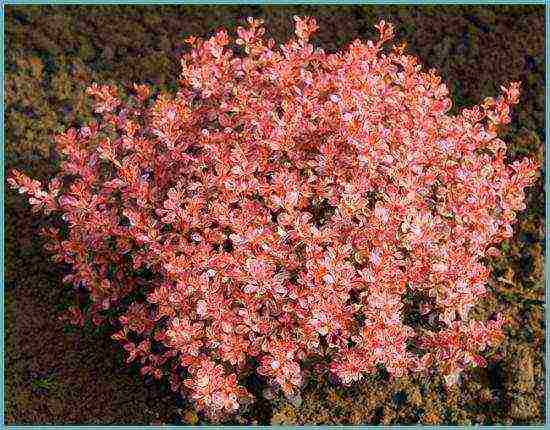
top-left (8, 15), bottom-right (539, 421)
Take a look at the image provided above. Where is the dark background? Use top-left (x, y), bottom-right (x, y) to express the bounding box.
top-left (5, 5), bottom-right (545, 425)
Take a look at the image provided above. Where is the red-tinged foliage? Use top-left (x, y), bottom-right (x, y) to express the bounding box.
top-left (7, 16), bottom-right (539, 421)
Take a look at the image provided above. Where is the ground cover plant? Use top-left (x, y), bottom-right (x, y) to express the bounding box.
top-left (6, 5), bottom-right (544, 425)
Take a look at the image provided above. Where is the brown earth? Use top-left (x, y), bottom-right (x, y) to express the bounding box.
top-left (4, 5), bottom-right (545, 425)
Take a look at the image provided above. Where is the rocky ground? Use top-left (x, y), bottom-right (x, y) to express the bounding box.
top-left (5, 5), bottom-right (545, 425)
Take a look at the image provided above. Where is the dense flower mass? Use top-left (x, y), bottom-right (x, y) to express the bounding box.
top-left (8, 17), bottom-right (538, 420)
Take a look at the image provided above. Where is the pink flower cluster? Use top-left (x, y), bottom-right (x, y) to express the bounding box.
top-left (8, 17), bottom-right (538, 420)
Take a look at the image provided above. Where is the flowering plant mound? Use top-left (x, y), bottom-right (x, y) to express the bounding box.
top-left (9, 17), bottom-right (538, 420)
